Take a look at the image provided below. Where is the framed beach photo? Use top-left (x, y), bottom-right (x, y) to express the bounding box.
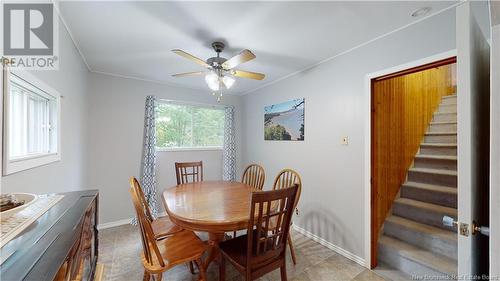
top-left (264, 98), bottom-right (305, 141)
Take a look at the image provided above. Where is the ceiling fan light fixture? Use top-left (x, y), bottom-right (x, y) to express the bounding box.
top-left (205, 72), bottom-right (220, 91)
top-left (172, 42), bottom-right (264, 100)
top-left (222, 75), bottom-right (235, 89)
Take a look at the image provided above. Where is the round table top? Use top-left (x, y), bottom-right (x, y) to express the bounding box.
top-left (162, 181), bottom-right (256, 233)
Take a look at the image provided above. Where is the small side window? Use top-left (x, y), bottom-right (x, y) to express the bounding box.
top-left (3, 70), bottom-right (61, 175)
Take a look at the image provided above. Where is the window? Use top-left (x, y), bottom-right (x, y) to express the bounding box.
top-left (3, 70), bottom-right (61, 175)
top-left (156, 101), bottom-right (225, 150)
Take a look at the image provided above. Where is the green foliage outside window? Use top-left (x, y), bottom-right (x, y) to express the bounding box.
top-left (156, 102), bottom-right (225, 148)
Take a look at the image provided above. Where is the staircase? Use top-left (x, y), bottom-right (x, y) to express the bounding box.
top-left (377, 94), bottom-right (458, 279)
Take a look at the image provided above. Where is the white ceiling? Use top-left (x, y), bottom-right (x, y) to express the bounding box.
top-left (58, 1), bottom-right (457, 95)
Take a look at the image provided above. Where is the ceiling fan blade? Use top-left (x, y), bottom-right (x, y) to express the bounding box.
top-left (232, 70), bottom-right (265, 80)
top-left (222, 50), bottom-right (256, 70)
top-left (172, 71), bottom-right (205, 77)
top-left (172, 49), bottom-right (209, 68)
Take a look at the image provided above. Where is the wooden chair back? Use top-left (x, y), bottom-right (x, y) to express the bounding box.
top-left (129, 178), bottom-right (165, 268)
top-left (273, 169), bottom-right (302, 211)
top-left (242, 164), bottom-right (266, 190)
top-left (130, 177), bottom-right (154, 222)
top-left (175, 161), bottom-right (203, 185)
top-left (246, 185), bottom-right (298, 268)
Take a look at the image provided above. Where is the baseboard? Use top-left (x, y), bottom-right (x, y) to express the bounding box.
top-left (97, 211), bottom-right (166, 230)
top-left (97, 218), bottom-right (131, 230)
top-left (293, 224), bottom-right (367, 268)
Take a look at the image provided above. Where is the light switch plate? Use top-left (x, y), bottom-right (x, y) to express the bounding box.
top-left (341, 136), bottom-right (349, 145)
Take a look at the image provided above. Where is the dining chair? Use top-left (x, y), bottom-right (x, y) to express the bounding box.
top-left (175, 161), bottom-right (203, 185)
top-left (131, 177), bottom-right (196, 273)
top-left (131, 177), bottom-right (183, 239)
top-left (272, 169), bottom-right (302, 265)
top-left (241, 164), bottom-right (266, 190)
top-left (129, 184), bottom-right (208, 281)
top-left (218, 184), bottom-right (298, 281)
top-left (234, 164), bottom-right (266, 238)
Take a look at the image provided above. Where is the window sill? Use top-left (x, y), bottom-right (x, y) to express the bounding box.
top-left (157, 147), bottom-right (223, 152)
top-left (10, 152), bottom-right (59, 163)
top-left (3, 153), bottom-right (61, 175)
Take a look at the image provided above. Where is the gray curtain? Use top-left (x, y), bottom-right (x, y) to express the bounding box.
top-left (133, 95), bottom-right (159, 224)
top-left (222, 106), bottom-right (236, 181)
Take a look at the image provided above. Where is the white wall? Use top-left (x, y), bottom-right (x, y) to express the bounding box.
top-left (1, 17), bottom-right (90, 194)
top-left (489, 22), bottom-right (500, 278)
top-left (87, 73), bottom-right (243, 224)
top-left (241, 9), bottom-right (456, 262)
top-left (490, 0), bottom-right (500, 275)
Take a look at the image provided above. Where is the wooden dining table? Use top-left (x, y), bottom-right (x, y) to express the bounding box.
top-left (162, 180), bottom-right (257, 271)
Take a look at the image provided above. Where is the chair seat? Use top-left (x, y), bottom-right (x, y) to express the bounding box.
top-left (220, 233), bottom-right (250, 267)
top-left (219, 231), bottom-right (282, 269)
top-left (152, 216), bottom-right (183, 239)
top-left (143, 230), bottom-right (207, 271)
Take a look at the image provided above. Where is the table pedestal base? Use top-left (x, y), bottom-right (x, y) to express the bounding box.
top-left (203, 232), bottom-right (225, 272)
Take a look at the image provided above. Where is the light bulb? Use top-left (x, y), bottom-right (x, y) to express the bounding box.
top-left (205, 72), bottom-right (220, 91)
top-left (222, 75), bottom-right (235, 89)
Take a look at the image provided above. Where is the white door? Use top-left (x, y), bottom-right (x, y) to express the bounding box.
top-left (456, 1), bottom-right (490, 277)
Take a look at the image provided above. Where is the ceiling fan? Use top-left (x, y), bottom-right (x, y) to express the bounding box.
top-left (171, 42), bottom-right (265, 100)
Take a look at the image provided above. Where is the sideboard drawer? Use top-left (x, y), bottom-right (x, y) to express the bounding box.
top-left (54, 196), bottom-right (98, 281)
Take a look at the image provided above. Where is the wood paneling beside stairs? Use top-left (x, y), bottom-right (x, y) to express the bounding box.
top-left (371, 62), bottom-right (456, 268)
top-left (377, 93), bottom-right (458, 278)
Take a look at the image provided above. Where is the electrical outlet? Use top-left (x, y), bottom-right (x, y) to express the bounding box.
top-left (341, 136), bottom-right (349, 145)
top-left (295, 208), bottom-right (299, 216)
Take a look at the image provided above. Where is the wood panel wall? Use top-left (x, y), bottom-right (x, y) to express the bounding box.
top-left (370, 61), bottom-right (456, 267)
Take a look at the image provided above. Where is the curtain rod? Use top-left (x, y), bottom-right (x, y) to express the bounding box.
top-left (158, 98), bottom-right (231, 109)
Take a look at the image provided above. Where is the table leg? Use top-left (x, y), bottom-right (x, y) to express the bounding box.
top-left (203, 232), bottom-right (224, 272)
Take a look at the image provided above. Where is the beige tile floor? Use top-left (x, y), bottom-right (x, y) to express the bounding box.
top-left (98, 224), bottom-right (387, 281)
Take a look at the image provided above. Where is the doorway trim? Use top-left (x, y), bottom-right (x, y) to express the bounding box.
top-left (363, 49), bottom-right (457, 268)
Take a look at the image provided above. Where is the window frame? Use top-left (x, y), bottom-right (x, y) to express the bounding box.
top-left (2, 68), bottom-right (61, 175)
top-left (155, 99), bottom-right (226, 152)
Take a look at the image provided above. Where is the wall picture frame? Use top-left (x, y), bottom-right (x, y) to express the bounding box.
top-left (264, 98), bottom-right (304, 141)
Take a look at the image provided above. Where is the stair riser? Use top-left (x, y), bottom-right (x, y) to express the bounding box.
top-left (441, 97), bottom-right (457, 105)
top-left (429, 123), bottom-right (457, 132)
top-left (377, 94), bottom-right (459, 278)
top-left (420, 146), bottom-right (457, 156)
top-left (408, 170), bottom-right (457, 187)
top-left (437, 104), bottom-right (457, 113)
top-left (433, 113), bottom-right (457, 122)
top-left (384, 221), bottom-right (457, 260)
top-left (393, 202), bottom-right (457, 232)
top-left (401, 185), bottom-right (457, 208)
top-left (378, 243), bottom-right (454, 278)
top-left (414, 158), bottom-right (457, 171)
top-left (424, 134), bottom-right (457, 143)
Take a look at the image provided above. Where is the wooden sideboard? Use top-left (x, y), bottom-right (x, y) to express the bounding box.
top-left (1, 190), bottom-right (99, 281)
